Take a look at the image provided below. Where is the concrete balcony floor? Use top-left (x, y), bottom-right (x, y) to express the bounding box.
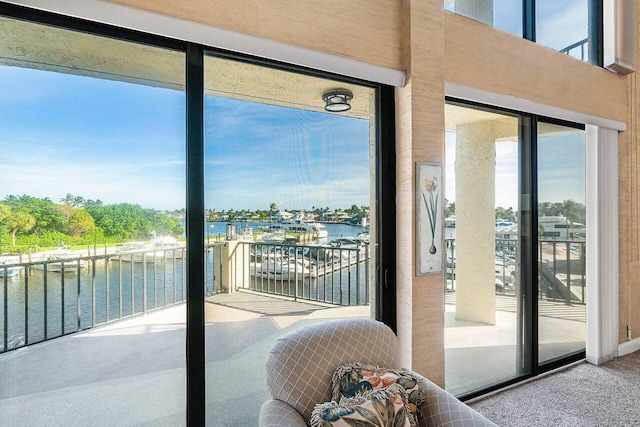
top-left (0, 290), bottom-right (585, 426)
top-left (0, 291), bottom-right (369, 427)
top-left (445, 292), bottom-right (586, 396)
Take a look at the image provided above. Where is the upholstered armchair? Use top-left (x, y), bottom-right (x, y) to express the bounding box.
top-left (259, 318), bottom-right (497, 427)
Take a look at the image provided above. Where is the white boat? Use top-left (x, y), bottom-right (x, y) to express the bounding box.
top-left (262, 220), bottom-right (328, 242)
top-left (538, 216), bottom-right (585, 240)
top-left (261, 231), bottom-right (287, 244)
top-left (113, 242), bottom-right (150, 263)
top-left (33, 251), bottom-right (87, 274)
top-left (149, 236), bottom-right (186, 260)
top-left (250, 252), bottom-right (309, 279)
top-left (0, 265), bottom-right (23, 278)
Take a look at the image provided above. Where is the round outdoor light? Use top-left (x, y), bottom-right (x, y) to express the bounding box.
top-left (322, 89), bottom-right (353, 113)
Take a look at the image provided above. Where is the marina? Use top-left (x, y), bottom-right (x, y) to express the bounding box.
top-left (0, 222), bottom-right (370, 353)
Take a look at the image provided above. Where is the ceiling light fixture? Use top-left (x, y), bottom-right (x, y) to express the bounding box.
top-left (322, 89), bottom-right (353, 113)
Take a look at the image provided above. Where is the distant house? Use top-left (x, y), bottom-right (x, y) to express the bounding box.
top-left (273, 210), bottom-right (294, 222)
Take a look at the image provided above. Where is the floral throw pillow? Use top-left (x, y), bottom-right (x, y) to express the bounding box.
top-left (331, 363), bottom-right (424, 423)
top-left (310, 383), bottom-right (414, 427)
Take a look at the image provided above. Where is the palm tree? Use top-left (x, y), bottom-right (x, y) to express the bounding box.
top-left (60, 193), bottom-right (74, 205)
top-left (72, 195), bottom-right (85, 208)
top-left (6, 211), bottom-right (36, 246)
top-left (4, 195), bottom-right (18, 206)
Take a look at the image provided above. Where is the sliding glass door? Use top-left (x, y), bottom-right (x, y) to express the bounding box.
top-left (444, 100), bottom-right (587, 397)
top-left (0, 15), bottom-right (187, 425)
top-left (202, 53), bottom-right (379, 424)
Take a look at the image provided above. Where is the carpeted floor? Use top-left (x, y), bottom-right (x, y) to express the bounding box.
top-left (470, 351), bottom-right (640, 427)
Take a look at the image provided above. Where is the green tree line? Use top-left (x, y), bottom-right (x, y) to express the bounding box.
top-left (0, 194), bottom-right (184, 253)
top-left (443, 199), bottom-right (585, 225)
top-left (205, 203), bottom-right (369, 222)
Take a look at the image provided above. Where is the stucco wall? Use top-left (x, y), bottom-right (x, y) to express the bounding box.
top-left (106, 0), bottom-right (402, 72)
top-left (617, 2), bottom-right (640, 345)
top-left (444, 12), bottom-right (628, 124)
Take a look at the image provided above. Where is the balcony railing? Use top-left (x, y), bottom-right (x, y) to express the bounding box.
top-left (233, 241), bottom-right (370, 306)
top-left (1, 240), bottom-right (369, 354)
top-left (560, 38), bottom-right (589, 61)
top-left (445, 237), bottom-right (586, 305)
top-left (0, 246), bottom-right (196, 354)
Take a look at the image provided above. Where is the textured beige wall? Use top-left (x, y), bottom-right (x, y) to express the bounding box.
top-left (106, 0), bottom-right (402, 71)
top-left (395, 0), bottom-right (445, 385)
top-left (444, 12), bottom-right (629, 123)
top-left (618, 3), bottom-right (640, 344)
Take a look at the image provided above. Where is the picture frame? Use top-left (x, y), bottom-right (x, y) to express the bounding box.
top-left (416, 162), bottom-right (444, 275)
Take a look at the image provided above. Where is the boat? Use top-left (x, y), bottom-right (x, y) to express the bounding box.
top-left (261, 219), bottom-right (328, 243)
top-left (261, 230), bottom-right (287, 244)
top-left (250, 251), bottom-right (310, 280)
top-left (0, 265), bottom-right (23, 278)
top-left (149, 236), bottom-right (186, 259)
top-left (329, 237), bottom-right (368, 263)
top-left (33, 251), bottom-right (87, 274)
top-left (113, 242), bottom-right (150, 263)
top-left (538, 216), bottom-right (585, 240)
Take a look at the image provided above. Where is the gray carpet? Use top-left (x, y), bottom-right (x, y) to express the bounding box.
top-left (470, 351), bottom-right (640, 426)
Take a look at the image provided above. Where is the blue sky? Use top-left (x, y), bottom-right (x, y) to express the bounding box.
top-left (0, 66), bottom-right (371, 211)
top-left (445, 131), bottom-right (586, 210)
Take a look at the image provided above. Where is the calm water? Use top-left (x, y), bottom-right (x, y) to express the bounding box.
top-left (1, 223), bottom-right (368, 351)
top-left (204, 221), bottom-right (364, 241)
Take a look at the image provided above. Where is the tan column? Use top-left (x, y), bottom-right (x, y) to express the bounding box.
top-left (455, 121), bottom-right (496, 324)
top-left (454, 0), bottom-right (493, 26)
top-left (396, 0), bottom-right (445, 386)
top-left (222, 240), bottom-right (250, 293)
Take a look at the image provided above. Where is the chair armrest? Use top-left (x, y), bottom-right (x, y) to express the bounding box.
top-left (407, 371), bottom-right (498, 427)
top-left (259, 399), bottom-right (308, 427)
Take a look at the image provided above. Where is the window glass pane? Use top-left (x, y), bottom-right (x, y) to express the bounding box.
top-left (0, 17), bottom-right (186, 425)
top-left (444, 0), bottom-right (523, 37)
top-left (537, 122), bottom-right (586, 364)
top-left (536, 0), bottom-right (590, 61)
top-left (203, 55), bottom-right (377, 425)
top-left (444, 103), bottom-right (525, 396)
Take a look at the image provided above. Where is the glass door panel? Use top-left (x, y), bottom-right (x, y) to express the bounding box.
top-left (537, 121), bottom-right (586, 364)
top-left (536, 0), bottom-right (591, 61)
top-left (444, 103), bottom-right (524, 395)
top-left (203, 54), bottom-right (377, 425)
top-left (0, 16), bottom-right (186, 425)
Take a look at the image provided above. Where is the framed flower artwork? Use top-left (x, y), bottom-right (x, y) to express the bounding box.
top-left (416, 162), bottom-right (443, 275)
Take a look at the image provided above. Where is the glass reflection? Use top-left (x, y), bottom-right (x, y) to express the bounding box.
top-left (537, 122), bottom-right (586, 364)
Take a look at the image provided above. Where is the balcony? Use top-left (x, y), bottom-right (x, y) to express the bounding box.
top-left (0, 236), bottom-right (584, 423)
top-left (0, 240), bottom-right (370, 426)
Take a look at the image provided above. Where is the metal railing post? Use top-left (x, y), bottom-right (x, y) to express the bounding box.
top-left (61, 265), bottom-right (65, 336)
top-left (76, 261), bottom-right (81, 331)
top-left (3, 274), bottom-right (7, 351)
top-left (105, 257), bottom-right (110, 322)
top-left (43, 266), bottom-right (48, 340)
top-left (24, 267), bottom-right (29, 345)
top-left (566, 241), bottom-right (571, 305)
top-left (91, 258), bottom-right (96, 327)
top-left (143, 253), bottom-right (148, 313)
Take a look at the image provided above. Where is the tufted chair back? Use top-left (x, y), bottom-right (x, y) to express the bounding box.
top-left (264, 318), bottom-right (400, 423)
